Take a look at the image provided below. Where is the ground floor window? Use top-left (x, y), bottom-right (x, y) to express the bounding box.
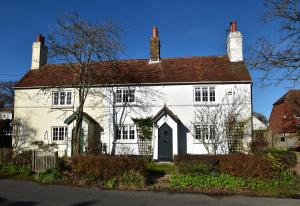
top-left (194, 124), bottom-right (215, 142)
top-left (52, 126), bottom-right (67, 142)
top-left (115, 124), bottom-right (136, 141)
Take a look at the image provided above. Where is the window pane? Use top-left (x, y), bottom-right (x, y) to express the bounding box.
top-left (122, 125), bottom-right (128, 139)
top-left (116, 90), bottom-right (122, 103)
top-left (59, 127), bottom-right (64, 141)
top-left (53, 93), bottom-right (59, 105)
top-left (66, 92), bottom-right (72, 105)
top-left (195, 87), bottom-right (201, 102)
top-left (60, 92), bottom-right (66, 105)
top-left (202, 88), bottom-right (208, 102)
top-left (195, 124), bottom-right (201, 139)
top-left (129, 125), bottom-right (135, 139)
top-left (209, 87), bottom-right (215, 102)
top-left (129, 90), bottom-right (135, 102)
top-left (53, 127), bottom-right (58, 141)
top-left (123, 89), bottom-right (129, 102)
top-left (209, 125), bottom-right (215, 139)
top-left (116, 126), bottom-right (121, 139)
top-left (202, 125), bottom-right (208, 140)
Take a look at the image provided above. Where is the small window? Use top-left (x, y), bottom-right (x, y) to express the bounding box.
top-left (53, 91), bottom-right (72, 106)
top-left (281, 137), bottom-right (285, 142)
top-left (52, 126), bottom-right (67, 141)
top-left (116, 89), bottom-right (135, 103)
top-left (194, 124), bottom-right (215, 142)
top-left (194, 87), bottom-right (215, 102)
top-left (209, 125), bottom-right (215, 139)
top-left (115, 124), bottom-right (136, 141)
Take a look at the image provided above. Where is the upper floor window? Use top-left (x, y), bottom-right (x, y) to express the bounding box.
top-left (52, 126), bottom-right (67, 142)
top-left (115, 124), bottom-right (136, 140)
top-left (194, 87), bottom-right (215, 102)
top-left (116, 89), bottom-right (135, 103)
top-left (53, 91), bottom-right (72, 106)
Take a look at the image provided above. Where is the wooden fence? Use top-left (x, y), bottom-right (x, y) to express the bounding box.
top-left (32, 151), bottom-right (58, 173)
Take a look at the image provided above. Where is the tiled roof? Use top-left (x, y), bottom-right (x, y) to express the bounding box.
top-left (269, 90), bottom-right (300, 133)
top-left (15, 56), bottom-right (251, 88)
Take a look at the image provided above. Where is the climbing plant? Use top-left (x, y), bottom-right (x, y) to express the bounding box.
top-left (132, 117), bottom-right (153, 141)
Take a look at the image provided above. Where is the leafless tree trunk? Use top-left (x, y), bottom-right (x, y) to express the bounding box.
top-left (248, 0), bottom-right (300, 87)
top-left (193, 91), bottom-right (251, 154)
top-left (47, 13), bottom-right (123, 156)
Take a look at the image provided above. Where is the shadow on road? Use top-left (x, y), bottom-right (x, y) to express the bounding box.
top-left (0, 197), bottom-right (39, 206)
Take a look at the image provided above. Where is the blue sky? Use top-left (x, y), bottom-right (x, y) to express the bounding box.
top-left (0, 0), bottom-right (291, 118)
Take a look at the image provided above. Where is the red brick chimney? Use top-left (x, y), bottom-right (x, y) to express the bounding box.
top-left (149, 26), bottom-right (160, 63)
top-left (230, 21), bottom-right (237, 32)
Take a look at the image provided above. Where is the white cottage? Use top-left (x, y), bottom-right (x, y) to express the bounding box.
top-left (14, 21), bottom-right (252, 160)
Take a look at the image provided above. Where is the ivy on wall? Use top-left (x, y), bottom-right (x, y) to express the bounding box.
top-left (132, 117), bottom-right (153, 141)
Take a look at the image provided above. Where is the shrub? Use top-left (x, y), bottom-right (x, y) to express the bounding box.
top-left (170, 173), bottom-right (296, 191)
top-left (262, 149), bottom-right (297, 171)
top-left (13, 150), bottom-right (32, 168)
top-left (71, 155), bottom-right (146, 182)
top-left (0, 164), bottom-right (31, 177)
top-left (0, 148), bottom-right (13, 165)
top-left (174, 155), bottom-right (219, 175)
top-left (218, 154), bottom-right (275, 179)
top-left (118, 170), bottom-right (145, 189)
top-left (35, 168), bottom-right (62, 184)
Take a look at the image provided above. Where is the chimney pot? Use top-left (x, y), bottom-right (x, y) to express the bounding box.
top-left (230, 21), bottom-right (237, 32)
top-left (152, 26), bottom-right (158, 38)
top-left (36, 34), bottom-right (45, 44)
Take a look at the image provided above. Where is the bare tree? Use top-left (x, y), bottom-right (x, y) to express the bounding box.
top-left (193, 91), bottom-right (251, 154)
top-left (12, 117), bottom-right (36, 154)
top-left (248, 0), bottom-right (300, 87)
top-left (0, 81), bottom-right (16, 109)
top-left (47, 13), bottom-right (123, 156)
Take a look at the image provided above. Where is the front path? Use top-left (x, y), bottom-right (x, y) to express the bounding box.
top-left (0, 179), bottom-right (299, 206)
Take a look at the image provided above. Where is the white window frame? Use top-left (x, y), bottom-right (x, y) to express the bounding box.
top-left (115, 124), bottom-right (136, 142)
top-left (115, 88), bottom-right (135, 103)
top-left (52, 126), bottom-right (68, 142)
top-left (52, 91), bottom-right (72, 106)
top-left (194, 86), bottom-right (216, 103)
top-left (194, 123), bottom-right (216, 143)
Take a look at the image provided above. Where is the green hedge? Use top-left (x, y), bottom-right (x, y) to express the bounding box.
top-left (262, 149), bottom-right (297, 171)
top-left (170, 173), bottom-right (296, 191)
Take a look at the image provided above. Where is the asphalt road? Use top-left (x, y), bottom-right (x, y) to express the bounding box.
top-left (0, 179), bottom-right (299, 206)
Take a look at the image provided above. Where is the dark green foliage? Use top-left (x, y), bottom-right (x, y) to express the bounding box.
top-left (35, 168), bottom-right (62, 183)
top-left (146, 162), bottom-right (174, 174)
top-left (0, 148), bottom-right (13, 165)
top-left (0, 164), bottom-right (31, 177)
top-left (71, 155), bottom-right (146, 182)
top-left (174, 155), bottom-right (219, 175)
top-left (118, 170), bottom-right (145, 189)
top-left (132, 117), bottom-right (153, 140)
top-left (170, 173), bottom-right (296, 191)
top-left (262, 149), bottom-right (297, 170)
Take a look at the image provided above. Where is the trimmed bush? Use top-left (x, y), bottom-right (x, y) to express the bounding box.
top-left (0, 148), bottom-right (13, 165)
top-left (218, 154), bottom-right (275, 179)
top-left (262, 149), bottom-right (297, 171)
top-left (71, 155), bottom-right (146, 182)
top-left (174, 154), bottom-right (275, 179)
top-left (170, 173), bottom-right (296, 191)
top-left (174, 155), bottom-right (219, 175)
